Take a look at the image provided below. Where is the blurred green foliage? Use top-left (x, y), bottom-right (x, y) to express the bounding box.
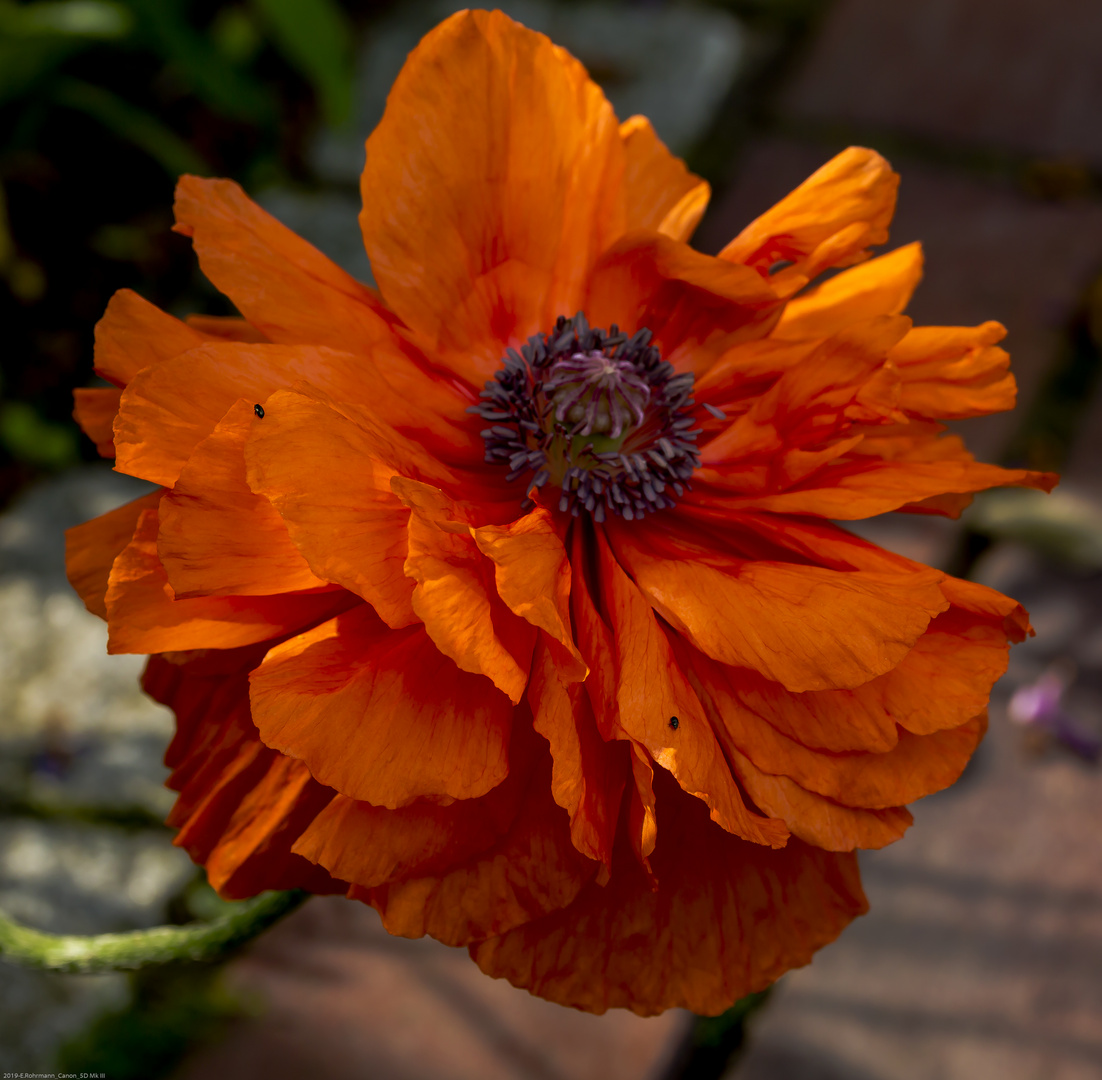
top-left (0, 0), bottom-right (354, 130)
top-left (53, 871), bottom-right (263, 1079)
top-left (0, 398), bottom-right (79, 466)
top-left (56, 963), bottom-right (250, 1079)
top-left (0, 0), bottom-right (370, 501)
top-left (666, 989), bottom-right (773, 1079)
top-left (251, 0), bottom-right (354, 127)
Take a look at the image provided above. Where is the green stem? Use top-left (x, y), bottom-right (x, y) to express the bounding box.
top-left (0, 890), bottom-right (308, 974)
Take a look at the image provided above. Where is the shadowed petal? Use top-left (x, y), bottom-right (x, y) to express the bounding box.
top-left (249, 603), bottom-right (513, 807)
top-left (472, 507), bottom-right (585, 678)
top-left (597, 530), bottom-right (789, 848)
top-left (396, 478), bottom-right (537, 704)
top-left (145, 649), bottom-right (345, 899)
top-left (245, 389), bottom-right (452, 629)
top-left (73, 387), bottom-right (122, 458)
top-left (671, 606), bottom-right (1008, 755)
top-left (727, 745), bottom-right (913, 852)
top-left (471, 772), bottom-right (866, 1016)
top-left (184, 314), bottom-right (268, 342)
top-left (66, 490), bottom-right (162, 619)
top-left (293, 766), bottom-right (524, 889)
top-left (690, 642), bottom-right (988, 809)
top-left (528, 635), bottom-right (628, 871)
top-left (586, 231), bottom-right (783, 378)
top-left (357, 723), bottom-right (597, 946)
top-left (105, 508), bottom-right (349, 654)
top-left (114, 341), bottom-right (464, 489)
top-left (569, 527), bottom-right (659, 868)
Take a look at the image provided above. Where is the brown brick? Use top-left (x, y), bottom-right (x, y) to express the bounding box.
top-left (698, 139), bottom-right (1102, 461)
top-left (733, 696), bottom-right (1102, 1080)
top-left (780, 0), bottom-right (1102, 167)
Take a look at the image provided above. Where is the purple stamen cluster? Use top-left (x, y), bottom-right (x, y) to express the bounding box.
top-left (470, 312), bottom-right (702, 522)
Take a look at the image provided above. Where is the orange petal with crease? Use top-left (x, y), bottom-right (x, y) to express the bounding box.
top-left (158, 398), bottom-right (327, 598)
top-left (250, 603), bottom-right (512, 807)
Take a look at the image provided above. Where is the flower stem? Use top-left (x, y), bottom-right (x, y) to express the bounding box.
top-left (0, 890), bottom-right (308, 973)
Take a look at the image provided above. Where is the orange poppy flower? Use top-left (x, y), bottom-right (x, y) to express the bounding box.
top-left (67, 10), bottom-right (1054, 1016)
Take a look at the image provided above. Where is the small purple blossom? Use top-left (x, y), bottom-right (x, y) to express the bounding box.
top-left (1008, 667), bottom-right (1101, 761)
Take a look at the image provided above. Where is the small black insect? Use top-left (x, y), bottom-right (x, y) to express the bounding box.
top-left (669, 716), bottom-right (679, 730)
top-left (254, 404), bottom-right (265, 418)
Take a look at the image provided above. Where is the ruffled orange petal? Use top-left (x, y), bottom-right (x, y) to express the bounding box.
top-left (93, 288), bottom-right (209, 386)
top-left (703, 511), bottom-right (1034, 642)
top-left (719, 146), bottom-right (898, 297)
top-left (115, 341), bottom-right (455, 489)
top-left (569, 529), bottom-right (658, 867)
top-left (105, 507), bottom-right (349, 654)
top-left (174, 175), bottom-right (394, 350)
top-left (528, 635), bottom-right (629, 871)
top-left (609, 520), bottom-right (948, 693)
top-left (249, 603), bottom-right (512, 807)
top-left (185, 745), bottom-right (339, 899)
top-left (773, 242), bottom-right (923, 341)
top-left (727, 745), bottom-right (913, 852)
top-left (586, 231), bottom-right (783, 378)
top-left (471, 507), bottom-right (585, 678)
top-left (698, 440), bottom-right (1056, 519)
top-left (213, 316), bottom-right (482, 458)
top-left (879, 608), bottom-right (1010, 735)
top-left (295, 715), bottom-right (595, 946)
top-left (890, 322), bottom-right (1018, 419)
top-left (292, 737), bottom-right (528, 888)
top-left (157, 399), bottom-right (327, 597)
top-left (597, 530), bottom-right (789, 848)
top-left (693, 647), bottom-right (986, 809)
top-left (65, 490), bottom-right (162, 619)
top-left (356, 733), bottom-right (597, 947)
top-left (700, 315), bottom-right (913, 468)
top-left (359, 9), bottom-right (625, 384)
top-left (73, 387), bottom-right (122, 458)
top-left (145, 649), bottom-right (344, 899)
top-left (85, 295), bottom-right (278, 460)
top-left (675, 605), bottom-right (1007, 755)
top-left (619, 115), bottom-right (709, 241)
top-left (396, 478), bottom-right (536, 704)
top-left (940, 575), bottom-right (1032, 641)
top-left (245, 386), bottom-right (480, 628)
top-left (472, 772), bottom-right (866, 1016)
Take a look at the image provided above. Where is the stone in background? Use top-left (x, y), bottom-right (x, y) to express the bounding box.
top-left (0, 466), bottom-right (196, 1072)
